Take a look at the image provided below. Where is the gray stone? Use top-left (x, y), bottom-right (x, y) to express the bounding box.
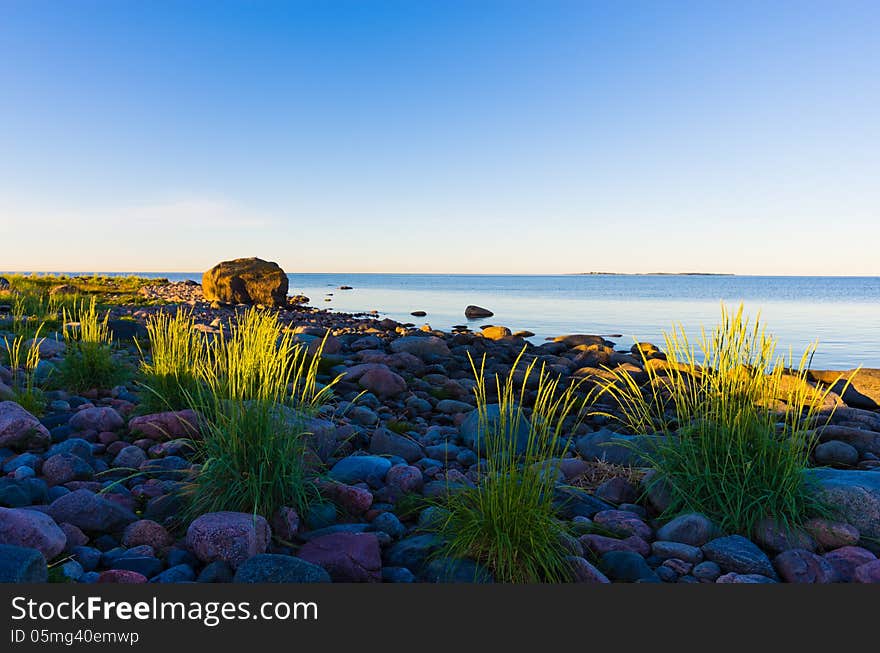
top-left (806, 469), bottom-right (880, 544)
top-left (575, 428), bottom-right (662, 466)
top-left (0, 401), bottom-right (51, 451)
top-left (656, 513), bottom-right (717, 547)
top-left (48, 489), bottom-right (138, 532)
top-left (651, 540), bottom-right (704, 564)
top-left (460, 404), bottom-right (531, 456)
top-left (814, 440), bottom-right (859, 467)
top-left (0, 507), bottom-right (67, 559)
top-left (702, 535), bottom-right (777, 578)
top-left (328, 455), bottom-right (392, 484)
top-left (369, 428), bottom-right (423, 463)
top-left (233, 554), bottom-right (331, 583)
top-left (598, 551), bottom-right (661, 583)
top-left (0, 543), bottom-right (47, 582)
top-left (385, 534), bottom-right (444, 574)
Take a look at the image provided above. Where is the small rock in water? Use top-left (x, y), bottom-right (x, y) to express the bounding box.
top-left (464, 305), bottom-right (493, 319)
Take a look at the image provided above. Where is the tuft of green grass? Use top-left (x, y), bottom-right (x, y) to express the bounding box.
top-left (137, 309), bottom-right (207, 412)
top-left (427, 348), bottom-right (586, 583)
top-left (168, 308), bottom-right (343, 522)
top-left (591, 303), bottom-right (849, 536)
top-left (59, 297), bottom-right (124, 391)
top-left (2, 323), bottom-right (48, 414)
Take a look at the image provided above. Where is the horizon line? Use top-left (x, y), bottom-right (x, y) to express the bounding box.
top-left (3, 269), bottom-right (880, 278)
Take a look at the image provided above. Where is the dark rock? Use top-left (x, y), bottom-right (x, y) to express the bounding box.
top-left (202, 257), bottom-right (289, 307)
top-left (422, 557), bottom-right (494, 583)
top-left (0, 507), bottom-right (67, 559)
top-left (233, 554), bottom-right (331, 583)
top-left (197, 560), bottom-right (234, 583)
top-left (656, 513), bottom-right (717, 547)
top-left (186, 512), bottom-right (271, 569)
top-left (598, 551), bottom-right (661, 583)
top-left (460, 404), bottom-right (530, 456)
top-left (48, 489), bottom-right (138, 532)
top-left (814, 440), bottom-right (859, 467)
top-left (824, 546), bottom-right (876, 582)
top-left (298, 533), bottom-right (382, 582)
top-left (385, 534), bottom-right (444, 575)
top-left (370, 428), bottom-right (423, 463)
top-left (150, 564), bottom-right (196, 583)
top-left (0, 401), bottom-right (51, 451)
top-left (702, 535), bottom-right (777, 578)
top-left (0, 544), bottom-right (47, 582)
top-left (328, 455), bottom-right (391, 484)
top-left (806, 469), bottom-right (880, 544)
top-left (774, 549), bottom-right (836, 583)
top-left (465, 306), bottom-right (494, 319)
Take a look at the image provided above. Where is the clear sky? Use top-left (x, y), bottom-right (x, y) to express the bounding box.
top-left (1, 0), bottom-right (878, 275)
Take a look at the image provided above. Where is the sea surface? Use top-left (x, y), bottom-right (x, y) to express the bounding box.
top-left (10, 272), bottom-right (880, 369)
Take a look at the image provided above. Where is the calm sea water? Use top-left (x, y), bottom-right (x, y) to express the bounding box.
top-left (12, 273), bottom-right (880, 369)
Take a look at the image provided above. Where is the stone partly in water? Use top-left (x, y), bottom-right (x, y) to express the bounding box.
top-left (464, 305), bottom-right (494, 319)
top-left (202, 257), bottom-right (289, 307)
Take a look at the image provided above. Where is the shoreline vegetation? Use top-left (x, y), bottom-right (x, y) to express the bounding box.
top-left (1, 263), bottom-right (880, 584)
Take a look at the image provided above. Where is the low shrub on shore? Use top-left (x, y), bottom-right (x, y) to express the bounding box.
top-left (59, 297), bottom-right (125, 391)
top-left (592, 303), bottom-right (845, 536)
top-left (428, 349), bottom-right (586, 583)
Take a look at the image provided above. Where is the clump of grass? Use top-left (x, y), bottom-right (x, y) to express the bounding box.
top-left (591, 303), bottom-right (847, 536)
top-left (180, 372), bottom-right (315, 522)
top-left (428, 348), bottom-right (586, 583)
top-left (174, 308), bottom-right (342, 522)
top-left (137, 309), bottom-right (207, 412)
top-left (2, 323), bottom-right (48, 414)
top-left (59, 297), bottom-right (123, 391)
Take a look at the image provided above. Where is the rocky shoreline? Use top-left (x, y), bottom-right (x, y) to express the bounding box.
top-left (2, 274), bottom-right (880, 584)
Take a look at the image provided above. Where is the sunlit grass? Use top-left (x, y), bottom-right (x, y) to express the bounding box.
top-left (428, 348), bottom-right (586, 583)
top-left (59, 297), bottom-right (123, 391)
top-left (135, 307), bottom-right (345, 522)
top-left (590, 303), bottom-right (848, 535)
top-left (2, 323), bottom-right (48, 414)
top-left (137, 309), bottom-right (207, 412)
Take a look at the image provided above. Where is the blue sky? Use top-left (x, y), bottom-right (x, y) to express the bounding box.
top-left (1, 1), bottom-right (878, 274)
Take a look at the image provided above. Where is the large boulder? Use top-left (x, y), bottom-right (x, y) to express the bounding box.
top-left (0, 401), bottom-right (51, 451)
top-left (202, 257), bottom-right (288, 307)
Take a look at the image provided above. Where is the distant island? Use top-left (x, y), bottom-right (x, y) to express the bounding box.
top-left (573, 272), bottom-right (735, 276)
